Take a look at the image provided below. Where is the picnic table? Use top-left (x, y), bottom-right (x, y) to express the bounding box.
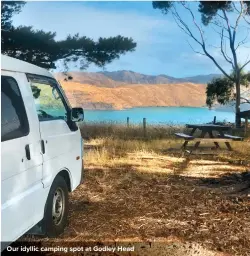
top-left (175, 124), bottom-right (243, 151)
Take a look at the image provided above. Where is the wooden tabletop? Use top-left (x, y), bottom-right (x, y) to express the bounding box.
top-left (186, 124), bottom-right (231, 131)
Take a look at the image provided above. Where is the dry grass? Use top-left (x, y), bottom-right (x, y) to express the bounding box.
top-left (18, 124), bottom-right (250, 256)
top-left (79, 121), bottom-right (250, 140)
top-left (79, 122), bottom-right (189, 140)
top-left (71, 133), bottom-right (250, 255)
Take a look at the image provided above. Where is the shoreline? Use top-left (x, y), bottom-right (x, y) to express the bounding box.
top-left (83, 105), bottom-right (210, 111)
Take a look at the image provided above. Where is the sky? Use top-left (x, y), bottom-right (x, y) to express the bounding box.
top-left (12, 1), bottom-right (250, 77)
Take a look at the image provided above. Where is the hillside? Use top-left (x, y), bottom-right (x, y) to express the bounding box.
top-left (100, 71), bottom-right (221, 84)
top-left (60, 80), bottom-right (206, 110)
top-left (99, 70), bottom-right (187, 84)
top-left (55, 72), bottom-right (126, 88)
top-left (184, 74), bottom-right (222, 84)
top-left (55, 71), bottom-right (220, 87)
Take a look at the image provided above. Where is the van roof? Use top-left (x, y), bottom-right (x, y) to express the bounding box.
top-left (1, 54), bottom-right (54, 78)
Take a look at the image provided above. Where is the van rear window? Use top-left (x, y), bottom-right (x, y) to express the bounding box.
top-left (1, 76), bottom-right (29, 142)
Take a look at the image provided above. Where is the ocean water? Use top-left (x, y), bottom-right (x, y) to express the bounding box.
top-left (83, 107), bottom-right (235, 125)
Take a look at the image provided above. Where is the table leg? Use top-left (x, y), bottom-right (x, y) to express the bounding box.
top-left (182, 141), bottom-right (189, 149)
top-left (219, 131), bottom-right (225, 137)
top-left (181, 128), bottom-right (197, 150)
top-left (219, 131), bottom-right (233, 151)
top-left (190, 128), bottom-right (197, 136)
top-left (208, 131), bottom-right (220, 149)
top-left (225, 142), bottom-right (233, 151)
top-left (194, 141), bottom-right (201, 150)
top-left (193, 130), bottom-right (207, 150)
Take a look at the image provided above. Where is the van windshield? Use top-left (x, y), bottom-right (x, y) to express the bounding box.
top-left (27, 74), bottom-right (68, 122)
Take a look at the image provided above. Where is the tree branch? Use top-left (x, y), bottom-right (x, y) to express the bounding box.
top-left (242, 1), bottom-right (250, 25)
top-left (201, 45), bottom-right (233, 81)
top-left (222, 10), bottom-right (234, 44)
top-left (235, 28), bottom-right (250, 50)
top-left (243, 16), bottom-right (250, 25)
top-left (181, 2), bottom-right (205, 44)
top-left (223, 41), bottom-right (234, 64)
top-left (232, 2), bottom-right (241, 14)
top-left (210, 19), bottom-right (227, 31)
top-left (241, 97), bottom-right (250, 104)
top-left (233, 1), bottom-right (244, 43)
top-left (211, 25), bottom-right (230, 39)
top-left (220, 28), bottom-right (234, 67)
top-left (222, 9), bottom-right (240, 78)
top-left (240, 59), bottom-right (250, 71)
top-left (217, 13), bottom-right (227, 20)
top-left (171, 7), bottom-right (203, 47)
top-left (173, 4), bottom-right (233, 81)
top-left (186, 40), bottom-right (206, 56)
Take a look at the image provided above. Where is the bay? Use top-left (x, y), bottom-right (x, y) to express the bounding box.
top-left (84, 107), bottom-right (235, 125)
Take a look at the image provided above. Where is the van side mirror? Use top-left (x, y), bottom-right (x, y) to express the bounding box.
top-left (71, 107), bottom-right (84, 122)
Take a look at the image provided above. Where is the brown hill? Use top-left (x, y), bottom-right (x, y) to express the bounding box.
top-left (60, 80), bottom-right (206, 110)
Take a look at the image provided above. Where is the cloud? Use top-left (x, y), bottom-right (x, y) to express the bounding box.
top-left (13, 2), bottom-right (175, 44)
top-left (13, 2), bottom-right (182, 74)
top-left (12, 2), bottom-right (249, 77)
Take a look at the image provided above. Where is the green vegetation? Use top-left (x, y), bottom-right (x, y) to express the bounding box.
top-left (206, 71), bottom-right (250, 107)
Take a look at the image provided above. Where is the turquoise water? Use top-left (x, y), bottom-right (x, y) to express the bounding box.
top-left (84, 107), bottom-right (235, 125)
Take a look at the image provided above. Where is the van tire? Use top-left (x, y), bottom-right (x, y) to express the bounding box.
top-left (43, 175), bottom-right (69, 237)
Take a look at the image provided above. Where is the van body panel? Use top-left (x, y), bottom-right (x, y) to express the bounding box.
top-left (1, 55), bottom-right (53, 78)
top-left (1, 71), bottom-right (45, 242)
top-left (40, 121), bottom-right (82, 190)
top-left (1, 55), bottom-right (84, 247)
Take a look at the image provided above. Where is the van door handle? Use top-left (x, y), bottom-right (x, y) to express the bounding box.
top-left (41, 140), bottom-right (45, 154)
top-left (25, 145), bottom-right (31, 160)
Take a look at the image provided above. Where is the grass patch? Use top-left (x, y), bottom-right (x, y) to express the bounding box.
top-left (79, 121), bottom-right (187, 140)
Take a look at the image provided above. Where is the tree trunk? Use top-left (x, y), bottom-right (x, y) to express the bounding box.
top-left (235, 81), bottom-right (241, 128)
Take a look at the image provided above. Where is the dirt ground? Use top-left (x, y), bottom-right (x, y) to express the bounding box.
top-left (16, 139), bottom-right (250, 256)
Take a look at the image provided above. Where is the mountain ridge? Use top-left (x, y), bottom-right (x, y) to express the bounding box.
top-left (55, 70), bottom-right (221, 87)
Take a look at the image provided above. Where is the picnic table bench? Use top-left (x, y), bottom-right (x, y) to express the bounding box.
top-left (175, 124), bottom-right (244, 151)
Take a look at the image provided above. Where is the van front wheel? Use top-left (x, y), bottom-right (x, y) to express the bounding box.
top-left (43, 176), bottom-right (69, 237)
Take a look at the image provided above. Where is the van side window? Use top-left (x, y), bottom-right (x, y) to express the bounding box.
top-left (26, 74), bottom-right (69, 122)
top-left (1, 76), bottom-right (29, 142)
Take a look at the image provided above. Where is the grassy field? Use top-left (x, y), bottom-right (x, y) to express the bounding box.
top-left (79, 121), bottom-right (250, 140)
top-left (22, 123), bottom-right (250, 256)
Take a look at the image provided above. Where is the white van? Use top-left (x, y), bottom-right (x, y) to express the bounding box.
top-left (1, 55), bottom-right (84, 249)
